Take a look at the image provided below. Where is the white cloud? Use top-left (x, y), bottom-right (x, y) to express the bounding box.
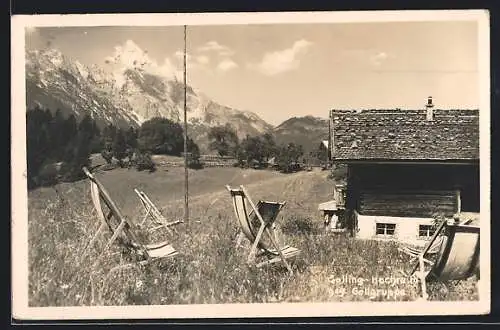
top-left (196, 55), bottom-right (210, 65)
top-left (174, 50), bottom-right (184, 59)
top-left (197, 40), bottom-right (235, 57)
top-left (370, 51), bottom-right (390, 67)
top-left (217, 59), bottom-right (238, 72)
top-left (174, 50), bottom-right (191, 60)
top-left (157, 58), bottom-right (182, 78)
top-left (105, 39), bottom-right (182, 82)
top-left (172, 50), bottom-right (210, 71)
top-left (252, 39), bottom-right (313, 76)
top-left (105, 40), bottom-right (236, 83)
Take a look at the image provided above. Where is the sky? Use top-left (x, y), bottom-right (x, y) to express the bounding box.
top-left (25, 21), bottom-right (479, 126)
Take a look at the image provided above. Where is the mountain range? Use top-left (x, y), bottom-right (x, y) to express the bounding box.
top-left (25, 46), bottom-right (328, 153)
top-left (273, 116), bottom-right (330, 154)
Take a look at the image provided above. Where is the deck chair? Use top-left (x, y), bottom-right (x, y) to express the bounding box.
top-left (398, 236), bottom-right (444, 260)
top-left (407, 220), bottom-right (480, 300)
top-left (226, 185), bottom-right (300, 274)
top-left (134, 188), bottom-right (183, 233)
top-left (81, 167), bottom-right (179, 272)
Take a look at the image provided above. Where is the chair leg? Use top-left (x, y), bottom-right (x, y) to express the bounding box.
top-left (142, 193), bottom-right (166, 223)
top-left (139, 195), bottom-right (176, 234)
top-left (419, 255), bottom-right (429, 300)
top-left (248, 224), bottom-right (267, 264)
top-left (92, 220), bottom-right (128, 269)
top-left (103, 220), bottom-right (128, 252)
top-left (80, 222), bottom-right (106, 265)
top-left (148, 224), bottom-right (166, 233)
top-left (140, 205), bottom-right (153, 226)
top-left (273, 223), bottom-right (284, 249)
top-left (265, 226), bottom-right (293, 275)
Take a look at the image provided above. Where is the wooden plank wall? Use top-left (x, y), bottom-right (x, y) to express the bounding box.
top-left (347, 163), bottom-right (470, 218)
top-left (358, 189), bottom-right (457, 217)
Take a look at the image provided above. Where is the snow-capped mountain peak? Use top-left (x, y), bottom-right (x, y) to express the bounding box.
top-left (25, 45), bottom-right (273, 152)
top-left (104, 39), bottom-right (180, 90)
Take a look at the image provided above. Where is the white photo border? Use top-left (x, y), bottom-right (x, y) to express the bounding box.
top-left (11, 9), bottom-right (491, 320)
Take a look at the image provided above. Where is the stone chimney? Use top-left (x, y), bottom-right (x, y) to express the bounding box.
top-left (426, 96), bottom-right (434, 121)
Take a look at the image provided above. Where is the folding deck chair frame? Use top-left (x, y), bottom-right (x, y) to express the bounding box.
top-left (407, 219), bottom-right (480, 300)
top-left (134, 188), bottom-right (183, 233)
top-left (226, 185), bottom-right (300, 274)
top-left (398, 236), bottom-right (444, 262)
top-left (81, 167), bottom-right (179, 274)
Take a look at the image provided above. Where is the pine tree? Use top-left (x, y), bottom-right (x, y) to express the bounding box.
top-left (89, 119), bottom-right (102, 153)
top-left (101, 123), bottom-right (117, 151)
top-left (261, 132), bottom-right (277, 162)
top-left (60, 116), bottom-right (93, 181)
top-left (78, 115), bottom-right (94, 142)
top-left (125, 126), bottom-right (138, 149)
top-left (187, 137), bottom-right (202, 169)
top-left (50, 109), bottom-right (66, 160)
top-left (26, 107), bottom-right (52, 188)
top-left (112, 129), bottom-right (128, 167)
top-left (61, 115), bottom-right (78, 163)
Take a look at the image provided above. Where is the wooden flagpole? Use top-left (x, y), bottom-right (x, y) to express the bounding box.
top-left (183, 25), bottom-right (189, 223)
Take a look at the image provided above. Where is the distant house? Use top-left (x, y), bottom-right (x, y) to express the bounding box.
top-left (320, 140), bottom-right (329, 153)
top-left (328, 97), bottom-right (480, 246)
top-left (267, 156), bottom-right (277, 166)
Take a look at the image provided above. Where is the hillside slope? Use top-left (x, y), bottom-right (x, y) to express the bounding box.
top-left (273, 116), bottom-right (329, 155)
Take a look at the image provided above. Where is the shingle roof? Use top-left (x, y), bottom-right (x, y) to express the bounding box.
top-left (330, 109), bottom-right (479, 161)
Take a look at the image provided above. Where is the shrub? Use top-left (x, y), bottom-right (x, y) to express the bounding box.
top-left (329, 163), bottom-right (348, 182)
top-left (101, 148), bottom-right (113, 165)
top-left (137, 117), bottom-right (184, 155)
top-left (187, 138), bottom-right (203, 170)
top-left (59, 161), bottom-right (87, 182)
top-left (135, 152), bottom-right (156, 172)
top-left (281, 215), bottom-right (318, 235)
top-left (207, 124), bottom-right (239, 158)
top-left (37, 163), bottom-right (60, 186)
top-left (188, 159), bottom-right (203, 170)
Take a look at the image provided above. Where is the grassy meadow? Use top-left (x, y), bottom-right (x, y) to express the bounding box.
top-left (27, 161), bottom-right (479, 306)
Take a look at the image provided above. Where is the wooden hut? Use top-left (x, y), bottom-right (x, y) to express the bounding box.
top-left (328, 97), bottom-right (480, 246)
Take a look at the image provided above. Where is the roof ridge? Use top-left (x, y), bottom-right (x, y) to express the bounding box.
top-left (330, 108), bottom-right (479, 112)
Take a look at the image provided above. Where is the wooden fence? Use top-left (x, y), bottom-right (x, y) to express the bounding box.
top-left (153, 155), bottom-right (237, 168)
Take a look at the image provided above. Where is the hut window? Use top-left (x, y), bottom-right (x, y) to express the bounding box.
top-left (376, 223), bottom-right (396, 236)
top-left (418, 225), bottom-right (435, 238)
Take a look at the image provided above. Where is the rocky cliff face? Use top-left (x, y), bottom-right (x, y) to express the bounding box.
top-left (25, 44), bottom-right (273, 152)
top-left (26, 49), bottom-right (141, 127)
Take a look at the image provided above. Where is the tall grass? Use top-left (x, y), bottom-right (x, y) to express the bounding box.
top-left (27, 168), bottom-right (479, 306)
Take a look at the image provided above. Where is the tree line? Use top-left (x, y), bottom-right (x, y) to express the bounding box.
top-left (26, 107), bottom-right (328, 189)
top-left (26, 107), bottom-right (201, 189)
top-left (207, 123), bottom-right (310, 173)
